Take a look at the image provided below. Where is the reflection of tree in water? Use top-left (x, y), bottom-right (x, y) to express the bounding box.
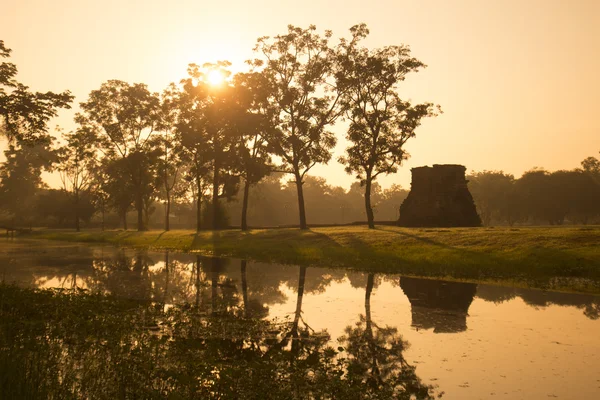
top-left (0, 263), bottom-right (444, 399)
top-left (340, 273), bottom-right (439, 399)
top-left (267, 265), bottom-right (331, 359)
top-left (476, 284), bottom-right (600, 320)
top-left (400, 277), bottom-right (477, 333)
top-left (0, 242), bottom-right (97, 288)
top-left (240, 259), bottom-right (269, 318)
top-left (90, 250), bottom-right (155, 301)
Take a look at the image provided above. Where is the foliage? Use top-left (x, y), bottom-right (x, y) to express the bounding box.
top-left (468, 162), bottom-right (600, 226)
top-left (0, 135), bottom-right (56, 225)
top-left (35, 189), bottom-right (96, 228)
top-left (0, 283), bottom-right (438, 399)
top-left (77, 80), bottom-right (162, 231)
top-left (177, 62), bottom-right (242, 230)
top-left (0, 40), bottom-right (73, 144)
top-left (251, 25), bottom-right (344, 229)
top-left (336, 24), bottom-right (439, 228)
top-left (56, 128), bottom-right (98, 230)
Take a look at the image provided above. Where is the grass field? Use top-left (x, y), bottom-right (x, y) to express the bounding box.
top-left (23, 225), bottom-right (600, 293)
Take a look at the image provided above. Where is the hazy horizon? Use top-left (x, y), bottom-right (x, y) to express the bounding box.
top-left (3, 0), bottom-right (599, 190)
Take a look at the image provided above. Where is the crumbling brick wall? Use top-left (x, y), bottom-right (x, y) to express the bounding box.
top-left (398, 164), bottom-right (481, 227)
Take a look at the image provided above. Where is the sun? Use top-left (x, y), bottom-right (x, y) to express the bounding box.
top-left (206, 69), bottom-right (225, 86)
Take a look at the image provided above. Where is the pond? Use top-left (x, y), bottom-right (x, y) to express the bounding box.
top-left (1, 239), bottom-right (599, 399)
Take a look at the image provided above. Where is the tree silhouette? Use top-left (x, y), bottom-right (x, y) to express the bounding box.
top-left (57, 128), bottom-right (98, 231)
top-left (177, 62), bottom-right (241, 230)
top-left (250, 25), bottom-right (345, 229)
top-left (340, 273), bottom-right (437, 399)
top-left (232, 71), bottom-right (274, 231)
top-left (77, 80), bottom-right (161, 231)
top-left (336, 24), bottom-right (439, 229)
top-left (152, 85), bottom-right (186, 231)
top-left (467, 171), bottom-right (517, 226)
top-left (0, 40), bottom-right (73, 144)
top-left (0, 135), bottom-right (56, 227)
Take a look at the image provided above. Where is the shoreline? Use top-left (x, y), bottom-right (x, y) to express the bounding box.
top-left (20, 225), bottom-right (600, 294)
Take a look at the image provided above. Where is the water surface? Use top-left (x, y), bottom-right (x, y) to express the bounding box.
top-left (1, 239), bottom-right (599, 399)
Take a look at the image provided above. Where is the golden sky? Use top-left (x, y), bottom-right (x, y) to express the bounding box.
top-left (2, 0), bottom-right (599, 189)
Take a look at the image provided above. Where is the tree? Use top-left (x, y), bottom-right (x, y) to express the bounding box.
top-left (102, 157), bottom-right (135, 230)
top-left (340, 273), bottom-right (436, 399)
top-left (0, 40), bottom-right (73, 144)
top-left (233, 71), bottom-right (273, 230)
top-left (77, 80), bottom-right (161, 231)
top-left (467, 171), bottom-right (516, 226)
top-left (251, 25), bottom-right (345, 229)
top-left (0, 135), bottom-right (56, 227)
top-left (378, 184), bottom-right (409, 221)
top-left (581, 151), bottom-right (600, 185)
top-left (57, 128), bottom-right (98, 231)
top-left (551, 170), bottom-right (600, 224)
top-left (152, 85), bottom-right (186, 231)
top-left (89, 166), bottom-right (110, 231)
top-left (177, 62), bottom-right (241, 230)
top-left (337, 24), bottom-right (439, 229)
top-left (515, 169), bottom-right (567, 225)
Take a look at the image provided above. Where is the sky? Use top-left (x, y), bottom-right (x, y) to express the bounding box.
top-left (2, 0), bottom-right (599, 190)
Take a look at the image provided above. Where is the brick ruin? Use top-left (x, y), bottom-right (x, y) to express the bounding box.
top-left (398, 164), bottom-right (481, 227)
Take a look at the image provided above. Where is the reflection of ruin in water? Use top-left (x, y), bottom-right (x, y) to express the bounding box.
top-left (400, 277), bottom-right (477, 333)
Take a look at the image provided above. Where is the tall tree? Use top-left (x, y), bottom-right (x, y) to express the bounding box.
top-left (515, 169), bottom-right (567, 225)
top-left (340, 273), bottom-right (436, 399)
top-left (152, 85), bottom-right (186, 231)
top-left (102, 157), bottom-right (135, 230)
top-left (57, 128), bottom-right (98, 231)
top-left (0, 135), bottom-right (56, 226)
top-left (233, 71), bottom-right (274, 231)
top-left (177, 62), bottom-right (241, 230)
top-left (77, 80), bottom-right (161, 231)
top-left (337, 24), bottom-right (439, 229)
top-left (581, 151), bottom-right (600, 184)
top-left (89, 165), bottom-right (111, 231)
top-left (0, 40), bottom-right (73, 144)
top-left (251, 25), bottom-right (345, 229)
top-left (467, 171), bottom-right (516, 226)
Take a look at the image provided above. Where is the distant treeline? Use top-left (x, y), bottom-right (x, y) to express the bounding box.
top-left (6, 157), bottom-right (600, 230)
top-left (468, 161), bottom-right (600, 226)
top-left (1, 28), bottom-right (598, 231)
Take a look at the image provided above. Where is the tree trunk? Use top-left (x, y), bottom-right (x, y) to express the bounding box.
top-left (365, 273), bottom-right (374, 328)
top-left (136, 192), bottom-right (146, 231)
top-left (365, 177), bottom-right (375, 229)
top-left (74, 191), bottom-right (80, 232)
top-left (291, 265), bottom-right (307, 355)
top-left (165, 194), bottom-right (171, 231)
top-left (241, 179), bottom-right (250, 231)
top-left (293, 265), bottom-right (307, 329)
top-left (365, 272), bottom-right (380, 380)
top-left (295, 173), bottom-right (308, 230)
top-left (212, 165), bottom-right (220, 231)
top-left (196, 195), bottom-right (202, 233)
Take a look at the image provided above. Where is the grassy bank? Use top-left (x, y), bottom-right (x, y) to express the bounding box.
top-left (25, 225), bottom-right (600, 293)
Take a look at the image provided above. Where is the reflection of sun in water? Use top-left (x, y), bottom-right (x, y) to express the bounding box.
top-left (207, 69), bottom-right (225, 85)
